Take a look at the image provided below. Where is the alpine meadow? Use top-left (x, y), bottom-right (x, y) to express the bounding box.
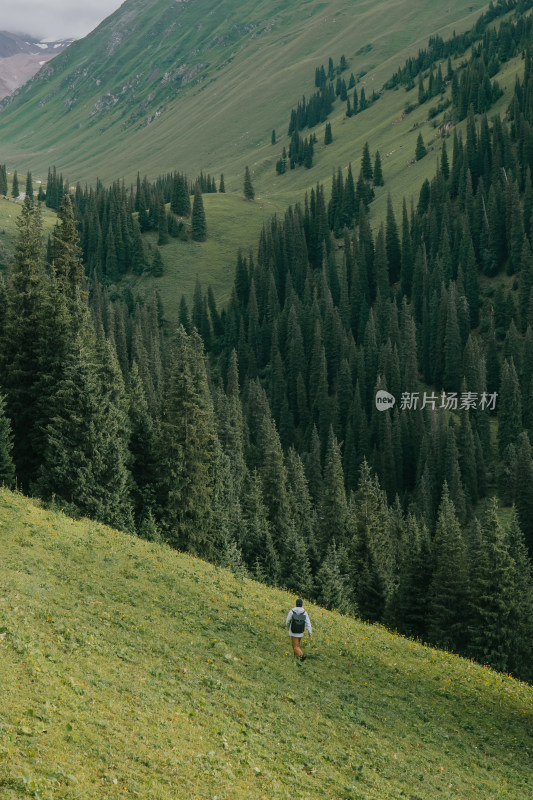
top-left (1, 0), bottom-right (533, 798)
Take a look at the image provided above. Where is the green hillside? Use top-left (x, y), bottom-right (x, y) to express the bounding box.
top-left (0, 0), bottom-right (488, 186)
top-left (2, 0), bottom-right (528, 314)
top-left (0, 488), bottom-right (531, 800)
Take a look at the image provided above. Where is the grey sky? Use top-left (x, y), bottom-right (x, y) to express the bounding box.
top-left (0, 0), bottom-right (124, 41)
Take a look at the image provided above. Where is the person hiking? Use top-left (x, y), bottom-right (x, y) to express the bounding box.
top-left (286, 597), bottom-right (312, 661)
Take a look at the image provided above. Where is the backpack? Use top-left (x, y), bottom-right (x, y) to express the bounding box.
top-left (290, 608), bottom-right (306, 634)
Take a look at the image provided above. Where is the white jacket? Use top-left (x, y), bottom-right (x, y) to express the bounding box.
top-left (286, 607), bottom-right (312, 638)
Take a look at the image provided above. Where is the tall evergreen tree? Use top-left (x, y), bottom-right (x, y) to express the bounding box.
top-left (415, 133), bottom-right (427, 161)
top-left (11, 170), bottom-right (19, 199)
top-left (158, 328), bottom-right (221, 557)
top-left (0, 394), bottom-right (15, 487)
top-left (25, 172), bottom-right (33, 204)
top-left (152, 247), bottom-right (164, 277)
top-left (497, 359), bottom-right (522, 457)
top-left (361, 142), bottom-right (373, 181)
top-left (467, 500), bottom-right (520, 673)
top-left (191, 186), bottom-right (207, 242)
top-left (51, 194), bottom-right (84, 298)
top-left (427, 484), bottom-right (469, 651)
top-left (373, 150), bottom-right (384, 186)
top-left (319, 428), bottom-right (349, 553)
top-left (243, 166), bottom-right (255, 201)
top-left (37, 331), bottom-right (133, 531)
top-left (1, 196), bottom-right (45, 486)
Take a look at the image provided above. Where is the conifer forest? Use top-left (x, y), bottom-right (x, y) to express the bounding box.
top-left (2, 0), bottom-right (533, 689)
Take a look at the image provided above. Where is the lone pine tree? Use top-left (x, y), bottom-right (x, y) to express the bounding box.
top-left (243, 166), bottom-right (255, 200)
top-left (152, 247), bottom-right (164, 277)
top-left (191, 186), bottom-right (207, 241)
top-left (415, 133), bottom-right (428, 161)
top-left (11, 170), bottom-right (19, 199)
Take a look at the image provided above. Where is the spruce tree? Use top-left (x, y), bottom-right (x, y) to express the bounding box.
top-left (373, 150), bottom-right (384, 186)
top-left (152, 247), bottom-right (164, 277)
top-left (128, 361), bottom-right (158, 525)
top-left (243, 166), bottom-right (255, 201)
top-left (219, 173), bottom-right (226, 193)
top-left (171, 173), bottom-right (191, 216)
top-left (0, 394), bottom-right (15, 487)
top-left (514, 432), bottom-right (533, 554)
top-left (157, 202), bottom-right (169, 246)
top-left (361, 142), bottom-right (373, 181)
top-left (52, 194), bottom-right (84, 298)
top-left (387, 515), bottom-right (432, 638)
top-left (427, 484), bottom-right (469, 651)
top-left (191, 185), bottom-right (207, 242)
top-left (316, 540), bottom-right (355, 613)
top-left (324, 122), bottom-right (332, 145)
top-left (25, 172), bottom-right (33, 204)
top-left (351, 461), bottom-right (392, 621)
top-left (385, 194), bottom-right (401, 284)
top-left (467, 500), bottom-right (518, 673)
top-left (158, 328), bottom-right (221, 557)
top-left (11, 170), bottom-right (19, 199)
top-left (241, 469), bottom-right (279, 583)
top-left (0, 164), bottom-right (7, 196)
top-left (37, 331), bottom-right (133, 531)
top-left (443, 285), bottom-right (462, 392)
top-left (415, 133), bottom-right (427, 161)
top-left (280, 520), bottom-right (314, 597)
top-left (319, 428), bottom-right (349, 553)
top-left (1, 196), bottom-right (45, 486)
top-left (506, 508), bottom-right (533, 681)
top-left (497, 359), bottom-right (522, 457)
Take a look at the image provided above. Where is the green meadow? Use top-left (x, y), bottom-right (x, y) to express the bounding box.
top-left (0, 488), bottom-right (531, 800)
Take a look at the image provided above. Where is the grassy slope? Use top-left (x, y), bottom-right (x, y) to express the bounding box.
top-left (0, 2), bottom-right (528, 318)
top-left (0, 0), bottom-right (489, 311)
top-left (0, 0), bottom-right (488, 184)
top-left (133, 33), bottom-right (528, 315)
top-left (0, 489), bottom-right (531, 800)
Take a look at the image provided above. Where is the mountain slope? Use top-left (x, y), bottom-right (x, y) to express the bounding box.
top-left (0, 0), bottom-right (489, 183)
top-left (0, 488), bottom-right (531, 799)
top-left (0, 33), bottom-right (73, 99)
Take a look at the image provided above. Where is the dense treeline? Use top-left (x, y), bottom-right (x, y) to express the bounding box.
top-left (277, 55), bottom-right (378, 174)
top-left (5, 89), bottom-right (533, 679)
top-left (288, 56), bottom-right (348, 135)
top-left (42, 168), bottom-right (213, 280)
top-left (1, 180), bottom-right (532, 681)
top-left (182, 102), bottom-right (533, 677)
top-left (384, 0), bottom-right (533, 91)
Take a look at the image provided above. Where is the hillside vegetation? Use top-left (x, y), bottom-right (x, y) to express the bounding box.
top-left (2, 1), bottom-right (530, 311)
top-left (0, 0), bottom-right (488, 184)
top-left (0, 488), bottom-right (531, 800)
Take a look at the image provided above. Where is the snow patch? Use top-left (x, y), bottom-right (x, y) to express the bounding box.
top-left (34, 43), bottom-right (48, 50)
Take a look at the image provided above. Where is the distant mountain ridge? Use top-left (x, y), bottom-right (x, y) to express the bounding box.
top-left (0, 31), bottom-right (73, 98)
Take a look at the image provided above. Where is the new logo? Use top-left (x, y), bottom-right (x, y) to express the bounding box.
top-left (375, 390), bottom-right (396, 411)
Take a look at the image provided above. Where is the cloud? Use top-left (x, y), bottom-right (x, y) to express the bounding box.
top-left (0, 0), bottom-right (124, 41)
